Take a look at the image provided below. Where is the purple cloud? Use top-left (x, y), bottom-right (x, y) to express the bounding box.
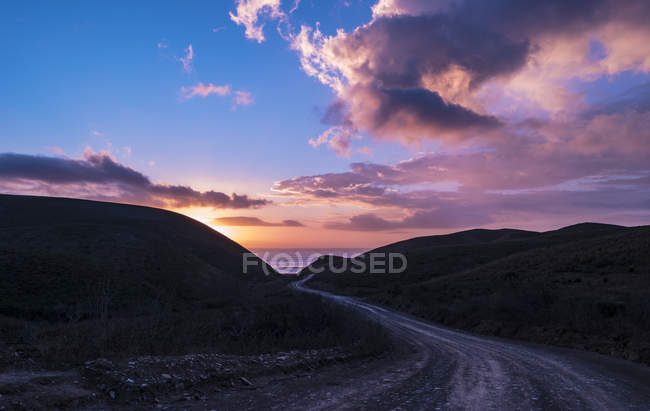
top-left (212, 216), bottom-right (304, 227)
top-left (0, 152), bottom-right (269, 209)
top-left (292, 0), bottom-right (650, 147)
top-left (325, 206), bottom-right (491, 231)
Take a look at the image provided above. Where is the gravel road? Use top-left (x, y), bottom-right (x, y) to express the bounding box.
top-left (292, 275), bottom-right (650, 410)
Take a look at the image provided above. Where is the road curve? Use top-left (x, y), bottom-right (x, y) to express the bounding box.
top-left (292, 275), bottom-right (650, 410)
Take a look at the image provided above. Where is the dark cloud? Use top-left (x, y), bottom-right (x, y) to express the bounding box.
top-left (460, 0), bottom-right (611, 39)
top-left (371, 88), bottom-right (501, 132)
top-left (348, 14), bottom-right (530, 89)
top-left (0, 152), bottom-right (269, 209)
top-left (376, 0), bottom-right (615, 40)
top-left (296, 0), bottom-right (650, 144)
top-left (295, 3), bottom-right (536, 142)
top-left (282, 219), bottom-right (304, 226)
top-left (321, 100), bottom-right (354, 127)
top-left (325, 213), bottom-right (396, 231)
top-left (325, 206), bottom-right (491, 231)
top-left (318, 12), bottom-right (523, 140)
top-left (212, 216), bottom-right (304, 227)
top-left (0, 152), bottom-right (149, 186)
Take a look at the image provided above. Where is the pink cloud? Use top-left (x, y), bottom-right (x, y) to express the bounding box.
top-left (308, 126), bottom-right (360, 158)
top-left (252, 0), bottom-right (650, 230)
top-left (179, 83), bottom-right (254, 108)
top-left (357, 146), bottom-right (373, 156)
top-left (290, 0), bottom-right (650, 150)
top-left (230, 0), bottom-right (284, 43)
top-left (233, 90), bottom-right (254, 106)
top-left (273, 113), bottom-right (650, 230)
top-left (180, 83), bottom-right (232, 100)
top-left (178, 44), bottom-right (194, 73)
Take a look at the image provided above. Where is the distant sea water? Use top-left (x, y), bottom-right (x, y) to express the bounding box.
top-left (251, 248), bottom-right (367, 275)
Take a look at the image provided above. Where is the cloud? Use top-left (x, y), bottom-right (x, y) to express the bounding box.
top-left (315, 181), bottom-right (650, 231)
top-left (233, 90), bottom-right (254, 106)
top-left (179, 83), bottom-right (254, 108)
top-left (273, 132), bottom-right (650, 230)
top-left (212, 216), bottom-right (304, 226)
top-left (180, 83), bottom-right (232, 100)
top-left (0, 151), bottom-right (269, 209)
top-left (325, 206), bottom-right (491, 231)
top-left (157, 41), bottom-right (168, 49)
top-left (277, 126), bottom-right (650, 196)
top-left (45, 146), bottom-right (65, 155)
top-left (348, 86), bottom-right (501, 142)
top-left (371, 0), bottom-right (456, 17)
top-left (228, 0), bottom-right (650, 230)
top-left (289, 0), bottom-right (301, 14)
top-left (291, 10), bottom-right (525, 143)
top-left (91, 130), bottom-right (104, 137)
top-left (230, 0), bottom-right (285, 43)
top-left (308, 126), bottom-right (360, 158)
top-left (289, 0), bottom-right (650, 146)
top-left (178, 44), bottom-right (194, 73)
top-left (357, 146), bottom-right (373, 156)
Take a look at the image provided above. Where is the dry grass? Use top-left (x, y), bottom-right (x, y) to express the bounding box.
top-left (306, 224), bottom-right (650, 365)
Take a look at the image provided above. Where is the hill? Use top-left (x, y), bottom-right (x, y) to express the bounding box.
top-left (0, 194), bottom-right (273, 321)
top-left (303, 223), bottom-right (650, 365)
top-left (0, 195), bottom-right (387, 367)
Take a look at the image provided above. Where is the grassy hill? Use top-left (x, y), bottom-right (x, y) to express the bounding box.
top-left (304, 223), bottom-right (650, 365)
top-left (0, 194), bottom-right (273, 321)
top-left (0, 195), bottom-right (387, 367)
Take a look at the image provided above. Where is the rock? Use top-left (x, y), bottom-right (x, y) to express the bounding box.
top-left (109, 390), bottom-right (116, 400)
top-left (161, 374), bottom-right (172, 380)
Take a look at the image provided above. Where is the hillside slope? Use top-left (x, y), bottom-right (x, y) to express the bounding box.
top-left (304, 223), bottom-right (650, 364)
top-left (0, 195), bottom-right (387, 367)
top-left (0, 194), bottom-right (272, 320)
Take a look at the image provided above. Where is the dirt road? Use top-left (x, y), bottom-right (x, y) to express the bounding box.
top-left (290, 275), bottom-right (650, 410)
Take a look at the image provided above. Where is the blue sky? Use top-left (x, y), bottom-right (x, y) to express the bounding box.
top-left (0, 1), bottom-right (410, 190)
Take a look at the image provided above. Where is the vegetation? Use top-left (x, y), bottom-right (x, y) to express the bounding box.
top-left (304, 223), bottom-right (650, 365)
top-left (0, 195), bottom-right (388, 368)
top-left (0, 287), bottom-right (388, 367)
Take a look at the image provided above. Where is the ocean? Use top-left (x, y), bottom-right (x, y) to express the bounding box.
top-left (251, 248), bottom-right (367, 274)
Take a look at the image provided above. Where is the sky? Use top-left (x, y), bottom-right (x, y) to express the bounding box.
top-left (1, 0), bottom-right (650, 249)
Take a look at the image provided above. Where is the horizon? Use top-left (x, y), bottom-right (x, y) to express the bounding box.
top-left (2, 1), bottom-right (650, 248)
top-left (1, 192), bottom-right (635, 251)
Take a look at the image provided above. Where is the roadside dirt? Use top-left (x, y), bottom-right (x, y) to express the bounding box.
top-left (0, 342), bottom-right (423, 410)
